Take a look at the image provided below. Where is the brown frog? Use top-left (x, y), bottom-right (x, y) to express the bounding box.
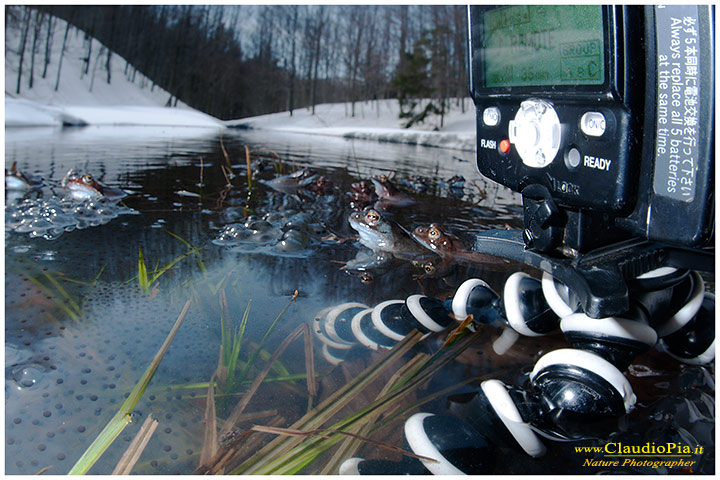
top-left (348, 208), bottom-right (435, 263)
top-left (61, 169), bottom-right (127, 201)
top-left (412, 223), bottom-right (508, 267)
top-left (371, 175), bottom-right (416, 208)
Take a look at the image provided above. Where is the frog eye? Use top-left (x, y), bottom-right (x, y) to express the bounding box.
top-left (423, 263), bottom-right (436, 274)
top-left (82, 174), bottom-right (94, 184)
top-left (365, 210), bottom-right (380, 224)
top-left (428, 227), bottom-right (441, 241)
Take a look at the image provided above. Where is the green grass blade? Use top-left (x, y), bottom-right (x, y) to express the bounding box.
top-left (25, 274), bottom-right (81, 322)
top-left (59, 264), bottom-right (107, 287)
top-left (42, 271), bottom-right (83, 317)
top-left (237, 291), bottom-right (296, 382)
top-left (137, 247), bottom-right (149, 293)
top-left (225, 300), bottom-right (251, 391)
top-left (148, 251), bottom-right (189, 286)
top-left (163, 229), bottom-right (207, 275)
top-left (68, 299), bottom-right (192, 474)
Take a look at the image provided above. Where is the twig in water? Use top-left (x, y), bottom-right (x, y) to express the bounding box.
top-left (245, 145), bottom-right (253, 190)
top-left (111, 414), bottom-right (159, 475)
top-left (250, 425), bottom-right (438, 464)
top-left (442, 314), bottom-right (474, 349)
top-left (220, 135), bottom-right (233, 171)
top-left (199, 156), bottom-right (205, 186)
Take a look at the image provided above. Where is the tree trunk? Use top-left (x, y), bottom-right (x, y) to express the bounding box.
top-left (106, 49), bottom-right (112, 84)
top-left (82, 33), bottom-right (92, 76)
top-left (287, 6), bottom-right (298, 116)
top-left (42, 11), bottom-right (55, 79)
top-left (29, 9), bottom-right (43, 89)
top-left (16, 7), bottom-right (32, 94)
top-left (310, 7), bottom-right (325, 115)
top-left (54, 20), bottom-right (70, 91)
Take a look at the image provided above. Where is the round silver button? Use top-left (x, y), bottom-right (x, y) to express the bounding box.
top-left (508, 99), bottom-right (561, 168)
top-left (566, 147), bottom-right (581, 168)
top-left (483, 107), bottom-right (501, 127)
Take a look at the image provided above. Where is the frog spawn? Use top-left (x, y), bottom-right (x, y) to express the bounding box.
top-left (5, 196), bottom-right (136, 240)
top-left (5, 281), bottom-right (217, 474)
top-left (212, 210), bottom-right (326, 257)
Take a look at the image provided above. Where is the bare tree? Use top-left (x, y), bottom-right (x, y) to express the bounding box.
top-left (42, 9), bottom-right (55, 78)
top-left (283, 5), bottom-right (299, 115)
top-left (55, 16), bottom-right (71, 91)
top-left (29, 9), bottom-right (43, 89)
top-left (344, 6), bottom-right (369, 117)
top-left (15, 6), bottom-right (32, 94)
top-left (309, 6), bottom-right (326, 114)
top-left (104, 7), bottom-right (116, 84)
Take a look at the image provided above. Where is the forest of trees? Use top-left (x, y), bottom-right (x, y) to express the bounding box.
top-left (6, 5), bottom-right (469, 123)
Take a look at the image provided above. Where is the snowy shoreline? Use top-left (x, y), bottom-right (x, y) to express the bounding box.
top-left (6, 10), bottom-right (475, 150)
top-left (7, 97), bottom-right (478, 151)
top-left (226, 99), bottom-right (477, 151)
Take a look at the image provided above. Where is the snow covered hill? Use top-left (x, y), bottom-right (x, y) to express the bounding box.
top-left (228, 99), bottom-right (477, 151)
top-left (4, 7), bottom-right (477, 152)
top-left (4, 7), bottom-right (223, 128)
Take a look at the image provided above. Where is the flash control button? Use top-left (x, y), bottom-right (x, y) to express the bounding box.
top-left (483, 107), bottom-right (501, 126)
top-left (580, 112), bottom-right (606, 137)
top-left (508, 99), bottom-right (561, 168)
top-left (566, 147), bottom-right (581, 168)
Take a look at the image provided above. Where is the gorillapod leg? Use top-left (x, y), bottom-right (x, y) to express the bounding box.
top-left (314, 266), bottom-right (714, 474)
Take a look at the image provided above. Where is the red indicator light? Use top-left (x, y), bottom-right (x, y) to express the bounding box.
top-left (499, 139), bottom-right (511, 153)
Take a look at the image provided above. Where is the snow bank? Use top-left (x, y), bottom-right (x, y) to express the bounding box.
top-left (5, 8), bottom-right (224, 128)
top-left (5, 7), bottom-right (478, 150)
top-left (226, 99), bottom-right (477, 152)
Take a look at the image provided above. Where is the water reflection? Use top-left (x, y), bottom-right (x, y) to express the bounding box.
top-left (5, 127), bottom-right (714, 474)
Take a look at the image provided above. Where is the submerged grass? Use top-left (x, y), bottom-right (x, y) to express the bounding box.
top-left (68, 300), bottom-right (192, 475)
top-left (134, 230), bottom-right (207, 295)
top-left (223, 331), bottom-right (424, 475)
top-left (224, 328), bottom-right (481, 475)
top-left (218, 290), bottom-right (251, 394)
top-left (26, 270), bottom-right (85, 322)
top-left (111, 414), bottom-right (159, 475)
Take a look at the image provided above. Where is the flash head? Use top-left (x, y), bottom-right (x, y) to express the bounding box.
top-left (468, 5), bottom-right (714, 253)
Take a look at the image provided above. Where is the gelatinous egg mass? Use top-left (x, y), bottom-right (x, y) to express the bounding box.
top-left (4, 277), bottom-right (218, 474)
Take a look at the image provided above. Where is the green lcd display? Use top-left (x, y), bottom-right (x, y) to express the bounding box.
top-left (483, 5), bottom-right (605, 87)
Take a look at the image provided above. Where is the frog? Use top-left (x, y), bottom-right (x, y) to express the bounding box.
top-left (5, 161), bottom-right (43, 191)
top-left (412, 223), bottom-right (509, 267)
top-left (348, 180), bottom-right (378, 209)
top-left (61, 169), bottom-right (127, 201)
top-left (348, 208), bottom-right (435, 263)
top-left (263, 168), bottom-right (317, 193)
top-left (371, 175), bottom-right (416, 208)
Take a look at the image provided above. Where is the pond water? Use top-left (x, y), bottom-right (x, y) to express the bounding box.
top-left (5, 126), bottom-right (714, 474)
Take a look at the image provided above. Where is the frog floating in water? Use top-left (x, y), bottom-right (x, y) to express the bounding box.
top-left (412, 223), bottom-right (509, 267)
top-left (5, 161), bottom-right (43, 191)
top-left (348, 207), bottom-right (435, 263)
top-left (348, 180), bottom-right (378, 209)
top-left (61, 169), bottom-right (127, 201)
top-left (371, 175), bottom-right (416, 208)
top-left (305, 175), bottom-right (334, 196)
top-left (263, 168), bottom-right (316, 192)
top-left (398, 175), bottom-right (430, 193)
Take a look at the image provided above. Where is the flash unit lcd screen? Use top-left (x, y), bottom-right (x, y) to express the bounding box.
top-left (483, 5), bottom-right (605, 87)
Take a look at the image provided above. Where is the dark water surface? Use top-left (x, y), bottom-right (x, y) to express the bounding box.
top-left (5, 126), bottom-right (714, 474)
